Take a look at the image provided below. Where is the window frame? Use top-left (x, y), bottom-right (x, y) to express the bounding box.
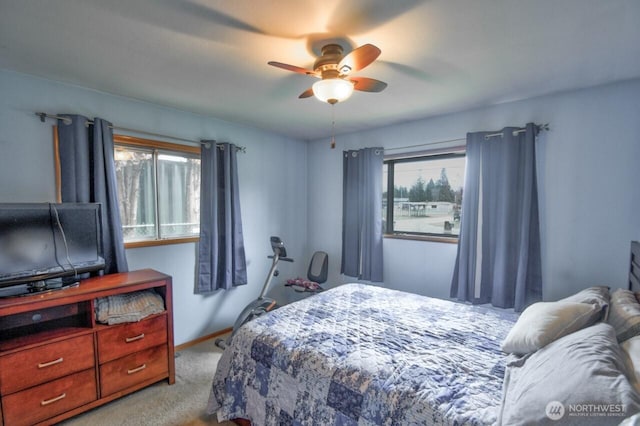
top-left (384, 151), bottom-right (465, 244)
top-left (113, 134), bottom-right (201, 249)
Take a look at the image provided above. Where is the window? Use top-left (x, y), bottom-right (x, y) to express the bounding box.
top-left (384, 152), bottom-right (465, 241)
top-left (113, 135), bottom-right (201, 247)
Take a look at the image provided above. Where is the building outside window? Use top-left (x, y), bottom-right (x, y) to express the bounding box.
top-left (384, 152), bottom-right (465, 240)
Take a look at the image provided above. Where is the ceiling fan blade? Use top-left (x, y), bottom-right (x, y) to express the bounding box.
top-left (328, 0), bottom-right (424, 36)
top-left (350, 77), bottom-right (388, 92)
top-left (298, 88), bottom-right (314, 99)
top-left (379, 60), bottom-right (433, 82)
top-left (338, 44), bottom-right (381, 75)
top-left (172, 0), bottom-right (266, 36)
top-left (268, 61), bottom-right (318, 76)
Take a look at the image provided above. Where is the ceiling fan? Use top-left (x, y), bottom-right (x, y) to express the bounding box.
top-left (268, 43), bottom-right (388, 104)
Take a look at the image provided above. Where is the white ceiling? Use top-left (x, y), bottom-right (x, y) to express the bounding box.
top-left (1, 0), bottom-right (640, 141)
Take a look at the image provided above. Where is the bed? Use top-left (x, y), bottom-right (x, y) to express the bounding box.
top-left (208, 243), bottom-right (640, 425)
top-left (207, 283), bottom-right (518, 425)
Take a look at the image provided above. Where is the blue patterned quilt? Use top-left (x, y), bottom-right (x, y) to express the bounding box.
top-left (208, 283), bottom-right (517, 425)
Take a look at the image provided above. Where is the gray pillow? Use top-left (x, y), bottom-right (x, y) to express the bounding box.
top-left (559, 285), bottom-right (610, 320)
top-left (501, 301), bottom-right (602, 355)
top-left (608, 289), bottom-right (640, 342)
top-left (498, 323), bottom-right (640, 425)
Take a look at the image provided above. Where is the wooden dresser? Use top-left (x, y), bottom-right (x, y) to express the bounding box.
top-left (0, 269), bottom-right (175, 426)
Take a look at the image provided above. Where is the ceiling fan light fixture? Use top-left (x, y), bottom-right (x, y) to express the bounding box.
top-left (312, 78), bottom-right (354, 104)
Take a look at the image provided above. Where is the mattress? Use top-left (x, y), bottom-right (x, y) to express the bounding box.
top-left (208, 283), bottom-right (517, 425)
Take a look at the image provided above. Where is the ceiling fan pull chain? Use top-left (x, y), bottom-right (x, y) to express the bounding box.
top-left (330, 104), bottom-right (336, 149)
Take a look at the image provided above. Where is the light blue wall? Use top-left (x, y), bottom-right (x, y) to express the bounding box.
top-left (3, 68), bottom-right (640, 343)
top-left (0, 69), bottom-right (308, 345)
top-left (308, 79), bottom-right (640, 302)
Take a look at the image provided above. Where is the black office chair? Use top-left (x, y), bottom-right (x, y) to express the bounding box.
top-left (285, 251), bottom-right (329, 292)
top-left (307, 251), bottom-right (328, 284)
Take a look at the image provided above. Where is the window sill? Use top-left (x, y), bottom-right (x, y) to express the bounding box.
top-left (384, 233), bottom-right (459, 244)
top-left (125, 236), bottom-right (199, 249)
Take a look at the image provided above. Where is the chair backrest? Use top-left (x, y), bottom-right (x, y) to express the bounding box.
top-left (307, 251), bottom-right (328, 284)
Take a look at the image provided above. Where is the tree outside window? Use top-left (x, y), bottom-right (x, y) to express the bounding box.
top-left (113, 135), bottom-right (200, 246)
top-left (384, 152), bottom-right (465, 239)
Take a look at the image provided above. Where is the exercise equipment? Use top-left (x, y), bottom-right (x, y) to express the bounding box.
top-left (215, 236), bottom-right (293, 349)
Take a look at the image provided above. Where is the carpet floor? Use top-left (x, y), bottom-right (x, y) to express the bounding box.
top-left (60, 337), bottom-right (235, 426)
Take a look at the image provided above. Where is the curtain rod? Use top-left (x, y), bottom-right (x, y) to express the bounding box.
top-left (384, 137), bottom-right (466, 152)
top-left (35, 112), bottom-right (246, 153)
top-left (483, 123), bottom-right (550, 140)
top-left (384, 123), bottom-right (550, 152)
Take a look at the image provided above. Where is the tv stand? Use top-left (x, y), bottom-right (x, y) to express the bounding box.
top-left (0, 269), bottom-right (175, 426)
top-left (0, 277), bottom-right (81, 299)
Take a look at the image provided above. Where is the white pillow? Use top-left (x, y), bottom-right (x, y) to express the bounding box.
top-left (622, 335), bottom-right (640, 390)
top-left (501, 301), bottom-right (602, 355)
top-left (558, 286), bottom-right (610, 320)
top-left (609, 289), bottom-right (640, 342)
top-left (619, 413), bottom-right (640, 426)
top-left (499, 323), bottom-right (640, 425)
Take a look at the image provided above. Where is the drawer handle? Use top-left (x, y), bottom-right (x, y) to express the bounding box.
top-left (38, 357), bottom-right (64, 368)
top-left (127, 364), bottom-right (147, 374)
top-left (125, 333), bottom-right (145, 343)
top-left (41, 393), bottom-right (66, 406)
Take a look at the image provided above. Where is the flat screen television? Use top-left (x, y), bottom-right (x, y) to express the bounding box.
top-left (0, 202), bottom-right (105, 297)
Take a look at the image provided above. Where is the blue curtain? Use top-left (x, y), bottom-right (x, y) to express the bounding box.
top-left (451, 123), bottom-right (541, 312)
top-left (341, 147), bottom-right (384, 282)
top-left (197, 141), bottom-right (247, 293)
top-left (57, 114), bottom-right (129, 274)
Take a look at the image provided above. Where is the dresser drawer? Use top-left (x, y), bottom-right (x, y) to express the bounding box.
top-left (100, 345), bottom-right (168, 396)
top-left (0, 334), bottom-right (95, 394)
top-left (97, 314), bottom-right (167, 364)
top-left (1, 369), bottom-right (96, 426)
